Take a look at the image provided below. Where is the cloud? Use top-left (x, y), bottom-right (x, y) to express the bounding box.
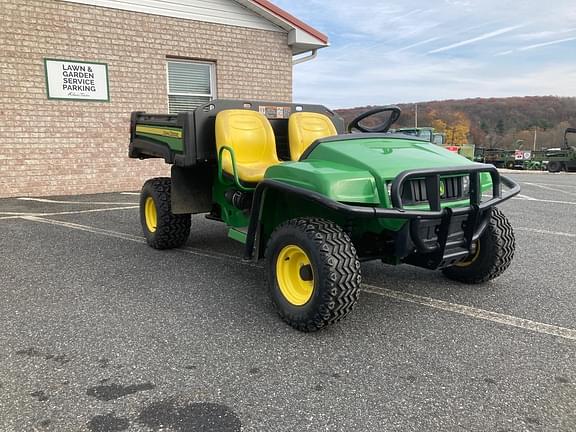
top-left (387, 9), bottom-right (425, 23)
top-left (494, 50), bottom-right (514, 56)
top-left (428, 25), bottom-right (526, 54)
top-left (390, 37), bottom-right (442, 54)
top-left (444, 0), bottom-right (472, 6)
top-left (519, 36), bottom-right (576, 51)
top-left (514, 29), bottom-right (576, 41)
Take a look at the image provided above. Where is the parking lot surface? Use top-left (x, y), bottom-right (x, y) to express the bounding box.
top-left (0, 172), bottom-right (575, 432)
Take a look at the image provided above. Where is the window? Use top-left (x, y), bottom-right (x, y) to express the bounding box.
top-left (418, 129), bottom-right (432, 142)
top-left (167, 59), bottom-right (215, 113)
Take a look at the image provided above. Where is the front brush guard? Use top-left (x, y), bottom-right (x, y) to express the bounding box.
top-left (244, 164), bottom-right (520, 264)
top-left (389, 165), bottom-right (516, 266)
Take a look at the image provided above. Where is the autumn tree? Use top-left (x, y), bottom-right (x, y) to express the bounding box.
top-left (431, 118), bottom-right (447, 133)
top-left (428, 112), bottom-right (470, 145)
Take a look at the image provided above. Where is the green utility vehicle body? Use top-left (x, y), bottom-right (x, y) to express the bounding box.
top-left (130, 99), bottom-right (520, 331)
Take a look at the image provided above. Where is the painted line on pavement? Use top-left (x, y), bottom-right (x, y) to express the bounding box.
top-left (362, 284), bottom-right (576, 341)
top-left (40, 206), bottom-right (140, 217)
top-left (120, 192), bottom-right (140, 196)
top-left (20, 216), bottom-right (259, 267)
top-left (515, 194), bottom-right (537, 201)
top-left (0, 211), bottom-right (44, 216)
top-left (21, 216), bottom-right (145, 242)
top-left (19, 215), bottom-right (576, 342)
top-left (512, 195), bottom-right (576, 205)
top-left (516, 227), bottom-right (576, 238)
top-left (523, 182), bottom-right (576, 189)
top-left (0, 206), bottom-right (139, 220)
top-left (18, 197), bottom-right (138, 205)
top-left (523, 182), bottom-right (576, 197)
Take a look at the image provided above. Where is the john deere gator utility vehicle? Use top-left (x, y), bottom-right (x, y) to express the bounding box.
top-left (129, 100), bottom-right (520, 332)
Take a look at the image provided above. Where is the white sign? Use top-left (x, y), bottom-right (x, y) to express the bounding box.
top-left (45, 59), bottom-right (109, 101)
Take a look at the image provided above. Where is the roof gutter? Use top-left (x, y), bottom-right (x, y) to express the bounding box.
top-left (247, 0), bottom-right (328, 44)
top-left (292, 49), bottom-right (318, 65)
top-left (236, 0), bottom-right (329, 55)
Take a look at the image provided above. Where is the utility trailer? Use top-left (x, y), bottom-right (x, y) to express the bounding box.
top-left (129, 99), bottom-right (520, 332)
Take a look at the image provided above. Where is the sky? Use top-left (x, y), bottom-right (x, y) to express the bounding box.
top-left (273, 0), bottom-right (576, 108)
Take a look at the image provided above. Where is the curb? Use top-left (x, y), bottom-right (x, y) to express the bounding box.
top-left (497, 169), bottom-right (570, 175)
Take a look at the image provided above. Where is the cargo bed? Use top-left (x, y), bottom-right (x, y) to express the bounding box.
top-left (129, 99), bottom-right (345, 167)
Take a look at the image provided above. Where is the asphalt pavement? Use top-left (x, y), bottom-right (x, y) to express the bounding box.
top-left (0, 172), bottom-right (575, 432)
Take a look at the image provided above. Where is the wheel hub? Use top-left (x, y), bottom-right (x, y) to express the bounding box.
top-left (455, 240), bottom-right (480, 267)
top-left (144, 196), bottom-right (157, 233)
top-left (276, 245), bottom-right (314, 306)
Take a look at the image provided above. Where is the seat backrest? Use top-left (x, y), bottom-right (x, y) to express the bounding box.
top-left (215, 110), bottom-right (279, 165)
top-left (288, 112), bottom-right (338, 160)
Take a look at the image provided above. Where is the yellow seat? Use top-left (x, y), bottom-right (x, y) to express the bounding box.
top-left (288, 112), bottom-right (338, 160)
top-left (215, 110), bottom-right (280, 183)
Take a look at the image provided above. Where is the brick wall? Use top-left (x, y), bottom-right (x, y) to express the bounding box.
top-left (0, 0), bottom-right (293, 197)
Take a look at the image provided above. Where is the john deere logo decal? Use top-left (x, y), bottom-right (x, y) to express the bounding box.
top-left (135, 125), bottom-right (182, 139)
top-left (439, 181), bottom-right (446, 198)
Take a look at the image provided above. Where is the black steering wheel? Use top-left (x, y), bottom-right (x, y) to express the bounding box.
top-left (347, 106), bottom-right (402, 133)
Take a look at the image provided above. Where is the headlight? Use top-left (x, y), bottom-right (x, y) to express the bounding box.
top-left (462, 176), bottom-right (470, 196)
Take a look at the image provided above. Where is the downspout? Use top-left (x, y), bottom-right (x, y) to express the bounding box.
top-left (292, 49), bottom-right (318, 65)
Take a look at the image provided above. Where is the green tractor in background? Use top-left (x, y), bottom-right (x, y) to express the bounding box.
top-left (129, 100), bottom-right (520, 332)
top-left (392, 127), bottom-right (446, 146)
top-left (546, 128), bottom-right (576, 173)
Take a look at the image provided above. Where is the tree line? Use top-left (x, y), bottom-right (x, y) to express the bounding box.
top-left (336, 96), bottom-right (576, 150)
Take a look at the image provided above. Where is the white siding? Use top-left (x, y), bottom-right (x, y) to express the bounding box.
top-left (61, 0), bottom-right (283, 32)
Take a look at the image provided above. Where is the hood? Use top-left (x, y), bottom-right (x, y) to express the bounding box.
top-left (265, 135), bottom-right (484, 207)
top-left (304, 135), bottom-right (474, 179)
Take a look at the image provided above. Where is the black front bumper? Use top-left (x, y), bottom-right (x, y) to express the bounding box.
top-left (245, 164), bottom-right (520, 265)
top-left (387, 164), bottom-right (520, 268)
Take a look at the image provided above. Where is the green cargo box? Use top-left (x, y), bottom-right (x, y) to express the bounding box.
top-left (129, 100), bottom-right (345, 167)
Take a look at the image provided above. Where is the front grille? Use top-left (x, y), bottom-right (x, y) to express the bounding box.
top-left (401, 176), bottom-right (466, 205)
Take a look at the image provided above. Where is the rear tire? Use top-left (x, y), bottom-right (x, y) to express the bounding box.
top-left (140, 178), bottom-right (191, 249)
top-left (442, 208), bottom-right (515, 284)
top-left (547, 161), bottom-right (563, 173)
top-left (266, 218), bottom-right (361, 332)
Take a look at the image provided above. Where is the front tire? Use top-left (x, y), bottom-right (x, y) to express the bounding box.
top-left (442, 207), bottom-right (515, 284)
top-left (265, 218), bottom-right (361, 332)
top-left (140, 178), bottom-right (191, 249)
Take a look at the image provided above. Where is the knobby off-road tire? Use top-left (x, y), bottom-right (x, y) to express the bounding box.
top-left (266, 218), bottom-right (361, 332)
top-left (442, 207), bottom-right (515, 284)
top-left (547, 161), bottom-right (563, 173)
top-left (140, 177), bottom-right (191, 250)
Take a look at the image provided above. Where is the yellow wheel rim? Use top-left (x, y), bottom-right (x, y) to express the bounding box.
top-left (456, 241), bottom-right (481, 267)
top-left (276, 245), bottom-right (314, 306)
top-left (144, 196), bottom-right (157, 233)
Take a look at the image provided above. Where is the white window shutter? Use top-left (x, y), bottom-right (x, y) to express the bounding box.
top-left (167, 60), bottom-right (215, 113)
